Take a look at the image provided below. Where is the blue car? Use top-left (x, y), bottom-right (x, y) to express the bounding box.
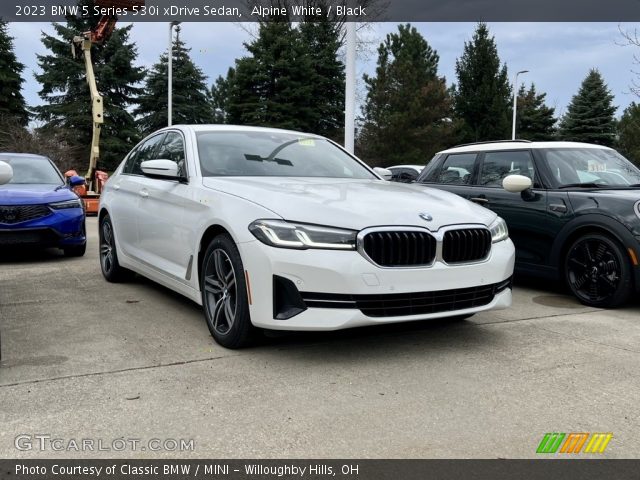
top-left (0, 153), bottom-right (87, 257)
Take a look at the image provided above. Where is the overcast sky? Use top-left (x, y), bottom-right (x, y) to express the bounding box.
top-left (8, 22), bottom-right (640, 119)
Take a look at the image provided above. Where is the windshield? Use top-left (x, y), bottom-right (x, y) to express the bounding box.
top-left (196, 131), bottom-right (376, 179)
top-left (0, 155), bottom-right (63, 185)
top-left (542, 148), bottom-right (640, 187)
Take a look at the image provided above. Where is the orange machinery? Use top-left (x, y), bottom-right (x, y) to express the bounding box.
top-left (68, 0), bottom-right (144, 214)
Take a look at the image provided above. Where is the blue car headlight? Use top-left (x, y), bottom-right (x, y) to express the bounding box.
top-left (49, 199), bottom-right (83, 210)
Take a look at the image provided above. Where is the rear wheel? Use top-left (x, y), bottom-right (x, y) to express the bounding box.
top-left (99, 214), bottom-right (132, 282)
top-left (564, 233), bottom-right (632, 308)
top-left (201, 234), bottom-right (254, 349)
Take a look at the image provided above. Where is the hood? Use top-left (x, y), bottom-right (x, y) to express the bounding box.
top-left (202, 177), bottom-right (496, 230)
top-left (0, 183), bottom-right (75, 205)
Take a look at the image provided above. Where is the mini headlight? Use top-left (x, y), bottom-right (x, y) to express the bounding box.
top-left (49, 199), bottom-right (83, 210)
top-left (489, 217), bottom-right (509, 243)
top-left (249, 219), bottom-right (356, 250)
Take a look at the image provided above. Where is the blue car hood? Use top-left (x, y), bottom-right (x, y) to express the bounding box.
top-left (0, 183), bottom-right (76, 205)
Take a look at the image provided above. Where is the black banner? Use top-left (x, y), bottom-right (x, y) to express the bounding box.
top-left (2, 0), bottom-right (640, 22)
top-left (1, 460), bottom-right (640, 480)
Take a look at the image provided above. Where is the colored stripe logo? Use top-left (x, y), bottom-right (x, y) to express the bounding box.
top-left (537, 433), bottom-right (612, 454)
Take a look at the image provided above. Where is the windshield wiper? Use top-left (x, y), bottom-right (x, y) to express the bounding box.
top-left (244, 154), bottom-right (293, 166)
top-left (558, 182), bottom-right (605, 189)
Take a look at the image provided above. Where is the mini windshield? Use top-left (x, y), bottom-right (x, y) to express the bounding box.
top-left (542, 148), bottom-right (640, 187)
top-left (196, 131), bottom-right (376, 179)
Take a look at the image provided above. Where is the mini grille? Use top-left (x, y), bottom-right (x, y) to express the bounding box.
top-left (362, 230), bottom-right (436, 267)
top-left (0, 205), bottom-right (51, 224)
top-left (442, 228), bottom-right (491, 264)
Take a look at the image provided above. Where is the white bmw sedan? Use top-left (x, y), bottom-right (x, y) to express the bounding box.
top-left (99, 125), bottom-right (515, 348)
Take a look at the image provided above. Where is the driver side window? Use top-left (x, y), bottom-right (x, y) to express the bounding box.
top-left (156, 132), bottom-right (187, 177)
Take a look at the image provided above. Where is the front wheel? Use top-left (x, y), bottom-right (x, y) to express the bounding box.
top-left (201, 234), bottom-right (255, 349)
top-left (564, 233), bottom-right (632, 308)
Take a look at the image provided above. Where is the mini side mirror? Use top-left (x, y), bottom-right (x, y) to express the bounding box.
top-left (502, 174), bottom-right (532, 193)
top-left (69, 175), bottom-right (85, 187)
top-left (373, 167), bottom-right (393, 181)
top-left (0, 161), bottom-right (13, 185)
top-left (141, 159), bottom-right (180, 179)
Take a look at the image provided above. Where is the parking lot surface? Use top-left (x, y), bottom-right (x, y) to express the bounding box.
top-left (1, 218), bottom-right (639, 458)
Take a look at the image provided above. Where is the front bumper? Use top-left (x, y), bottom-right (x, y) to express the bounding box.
top-left (239, 238), bottom-right (515, 331)
top-left (0, 208), bottom-right (85, 248)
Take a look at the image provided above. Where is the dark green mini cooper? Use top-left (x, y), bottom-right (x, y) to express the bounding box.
top-left (418, 140), bottom-right (640, 308)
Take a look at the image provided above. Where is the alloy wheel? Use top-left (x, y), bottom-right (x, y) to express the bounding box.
top-left (100, 220), bottom-right (115, 274)
top-left (203, 249), bottom-right (238, 335)
top-left (566, 237), bottom-right (621, 304)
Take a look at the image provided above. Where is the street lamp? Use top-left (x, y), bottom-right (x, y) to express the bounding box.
top-left (168, 21), bottom-right (181, 127)
top-left (344, 22), bottom-right (356, 154)
top-left (511, 70), bottom-right (529, 140)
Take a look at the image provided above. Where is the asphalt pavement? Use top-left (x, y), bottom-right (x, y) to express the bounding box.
top-left (0, 217), bottom-right (639, 458)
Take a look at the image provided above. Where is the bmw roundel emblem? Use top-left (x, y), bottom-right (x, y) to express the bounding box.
top-left (419, 212), bottom-right (433, 222)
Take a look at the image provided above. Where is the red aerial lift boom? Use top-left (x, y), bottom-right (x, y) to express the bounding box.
top-left (67, 0), bottom-right (144, 214)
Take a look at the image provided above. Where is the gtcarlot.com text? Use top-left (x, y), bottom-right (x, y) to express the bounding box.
top-left (14, 435), bottom-right (195, 452)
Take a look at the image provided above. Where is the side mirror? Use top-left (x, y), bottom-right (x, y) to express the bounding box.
top-left (141, 159), bottom-right (180, 180)
top-left (502, 174), bottom-right (532, 193)
top-left (0, 161), bottom-right (13, 185)
top-left (68, 175), bottom-right (85, 187)
top-left (373, 167), bottom-right (393, 181)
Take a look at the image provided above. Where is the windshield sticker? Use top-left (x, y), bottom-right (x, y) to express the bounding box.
top-left (298, 139), bottom-right (316, 147)
top-left (588, 161), bottom-right (607, 172)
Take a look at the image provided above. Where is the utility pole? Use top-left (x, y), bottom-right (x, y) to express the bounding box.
top-left (344, 21), bottom-right (356, 153)
top-left (512, 70), bottom-right (529, 140)
top-left (168, 21), bottom-right (181, 126)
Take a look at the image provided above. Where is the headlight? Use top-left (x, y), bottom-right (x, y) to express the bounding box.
top-left (249, 219), bottom-right (356, 250)
top-left (49, 199), bottom-right (83, 210)
top-left (489, 217), bottom-right (509, 243)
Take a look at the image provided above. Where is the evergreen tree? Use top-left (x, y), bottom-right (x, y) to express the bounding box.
top-left (454, 23), bottom-right (511, 142)
top-left (358, 24), bottom-right (453, 166)
top-left (224, 19), bottom-right (344, 138)
top-left (0, 21), bottom-right (29, 127)
top-left (135, 27), bottom-right (212, 134)
top-left (558, 69), bottom-right (617, 146)
top-left (34, 0), bottom-right (144, 171)
top-left (209, 69), bottom-right (234, 123)
top-left (515, 83), bottom-right (556, 140)
top-left (617, 102), bottom-right (640, 166)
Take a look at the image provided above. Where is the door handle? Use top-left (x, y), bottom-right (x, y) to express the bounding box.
top-left (139, 190), bottom-right (149, 198)
top-left (548, 203), bottom-right (567, 213)
top-left (470, 197), bottom-right (489, 204)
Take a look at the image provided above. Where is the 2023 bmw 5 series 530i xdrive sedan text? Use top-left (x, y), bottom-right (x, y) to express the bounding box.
top-left (99, 125), bottom-right (515, 348)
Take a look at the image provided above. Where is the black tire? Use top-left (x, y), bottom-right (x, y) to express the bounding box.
top-left (63, 242), bottom-right (86, 257)
top-left (564, 233), bottom-right (632, 308)
top-left (99, 213), bottom-right (132, 282)
top-left (200, 234), bottom-right (254, 349)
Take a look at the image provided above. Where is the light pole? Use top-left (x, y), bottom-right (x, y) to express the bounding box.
top-left (344, 21), bottom-right (356, 154)
top-left (168, 21), bottom-right (181, 127)
top-left (511, 70), bottom-right (529, 140)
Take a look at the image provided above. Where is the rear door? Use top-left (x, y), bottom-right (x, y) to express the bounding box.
top-left (134, 130), bottom-right (197, 283)
top-left (109, 133), bottom-right (165, 258)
